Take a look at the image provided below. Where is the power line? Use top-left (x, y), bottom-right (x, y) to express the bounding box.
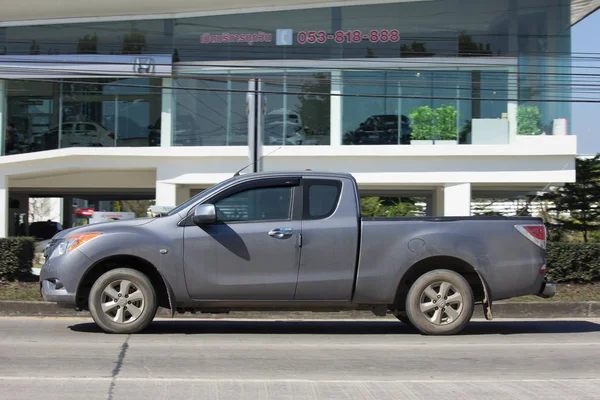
top-left (4, 66), bottom-right (598, 98)
top-left (0, 60), bottom-right (595, 80)
top-left (5, 75), bottom-right (600, 103)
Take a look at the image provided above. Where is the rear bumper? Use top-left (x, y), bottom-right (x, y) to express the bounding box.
top-left (537, 281), bottom-right (557, 299)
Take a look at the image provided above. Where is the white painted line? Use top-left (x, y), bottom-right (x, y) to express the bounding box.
top-left (1, 316), bottom-right (599, 322)
top-left (0, 377), bottom-right (599, 384)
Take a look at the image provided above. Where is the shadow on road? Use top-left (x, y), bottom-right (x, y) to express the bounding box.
top-left (68, 319), bottom-right (600, 336)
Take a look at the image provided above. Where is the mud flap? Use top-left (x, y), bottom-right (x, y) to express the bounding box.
top-left (476, 271), bottom-right (493, 320)
top-left (157, 271), bottom-right (177, 318)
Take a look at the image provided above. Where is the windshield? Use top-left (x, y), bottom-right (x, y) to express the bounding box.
top-left (166, 176), bottom-right (237, 216)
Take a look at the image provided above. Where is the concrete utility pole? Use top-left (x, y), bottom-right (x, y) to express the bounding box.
top-left (247, 79), bottom-right (264, 173)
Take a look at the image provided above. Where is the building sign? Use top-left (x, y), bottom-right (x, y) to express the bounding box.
top-left (296, 30), bottom-right (400, 44)
top-left (0, 54), bottom-right (173, 79)
top-left (199, 29), bottom-right (400, 46)
top-left (200, 32), bottom-right (273, 45)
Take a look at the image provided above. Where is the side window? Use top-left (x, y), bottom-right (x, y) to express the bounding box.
top-left (214, 186), bottom-right (293, 223)
top-left (304, 180), bottom-right (342, 220)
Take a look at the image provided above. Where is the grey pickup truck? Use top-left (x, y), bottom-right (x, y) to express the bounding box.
top-left (40, 171), bottom-right (556, 335)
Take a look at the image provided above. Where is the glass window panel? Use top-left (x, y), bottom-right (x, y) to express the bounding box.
top-left (5, 78), bottom-right (160, 155)
top-left (173, 78), bottom-right (228, 146)
top-left (307, 182), bottom-right (341, 219)
top-left (342, 71), bottom-right (401, 145)
top-left (214, 186), bottom-right (292, 222)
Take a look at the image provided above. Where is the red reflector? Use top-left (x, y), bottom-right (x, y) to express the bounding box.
top-left (523, 225), bottom-right (546, 241)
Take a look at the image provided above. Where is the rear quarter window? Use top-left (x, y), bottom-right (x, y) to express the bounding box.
top-left (304, 180), bottom-right (342, 220)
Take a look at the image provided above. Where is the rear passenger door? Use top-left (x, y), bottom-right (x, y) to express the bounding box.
top-left (294, 177), bottom-right (360, 301)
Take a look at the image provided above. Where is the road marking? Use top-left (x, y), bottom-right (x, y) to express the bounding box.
top-left (1, 377), bottom-right (599, 384)
top-left (1, 339), bottom-right (599, 348)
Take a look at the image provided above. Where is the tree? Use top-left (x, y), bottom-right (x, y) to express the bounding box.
top-left (458, 32), bottom-right (493, 57)
top-left (77, 33), bottom-right (98, 54)
top-left (400, 41), bottom-right (434, 58)
top-left (408, 105), bottom-right (436, 140)
top-left (121, 28), bottom-right (146, 54)
top-left (434, 105), bottom-right (458, 140)
top-left (541, 154), bottom-right (600, 242)
top-left (116, 200), bottom-right (155, 218)
top-left (29, 40), bottom-right (40, 55)
top-left (361, 197), bottom-right (424, 217)
top-left (29, 198), bottom-right (60, 222)
top-left (517, 105), bottom-right (542, 135)
top-left (296, 73), bottom-right (331, 140)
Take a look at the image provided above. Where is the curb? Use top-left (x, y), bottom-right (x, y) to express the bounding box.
top-left (1, 300), bottom-right (600, 319)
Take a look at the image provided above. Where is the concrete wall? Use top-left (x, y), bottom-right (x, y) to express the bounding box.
top-left (0, 0), bottom-right (421, 22)
top-left (1, 0), bottom-right (596, 25)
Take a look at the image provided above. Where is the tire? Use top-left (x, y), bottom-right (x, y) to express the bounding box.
top-left (88, 268), bottom-right (158, 334)
top-left (405, 269), bottom-right (474, 335)
top-left (392, 310), bottom-right (414, 327)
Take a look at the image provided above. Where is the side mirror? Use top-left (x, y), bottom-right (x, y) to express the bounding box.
top-left (193, 204), bottom-right (217, 226)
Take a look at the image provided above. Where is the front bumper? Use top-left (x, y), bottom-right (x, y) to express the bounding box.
top-left (537, 281), bottom-right (557, 299)
top-left (39, 249), bottom-right (92, 307)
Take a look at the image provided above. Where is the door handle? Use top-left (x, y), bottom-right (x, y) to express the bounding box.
top-left (268, 228), bottom-right (293, 239)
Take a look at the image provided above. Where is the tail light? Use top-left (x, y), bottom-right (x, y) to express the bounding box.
top-left (515, 224), bottom-right (546, 249)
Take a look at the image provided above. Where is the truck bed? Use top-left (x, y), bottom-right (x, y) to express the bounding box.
top-left (354, 216), bottom-right (546, 304)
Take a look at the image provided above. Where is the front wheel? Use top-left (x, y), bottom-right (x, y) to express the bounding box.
top-left (405, 269), bottom-right (474, 335)
top-left (88, 268), bottom-right (157, 334)
top-left (392, 310), bottom-right (414, 327)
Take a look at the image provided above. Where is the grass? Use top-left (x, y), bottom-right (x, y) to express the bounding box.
top-left (0, 281), bottom-right (599, 303)
top-left (0, 281), bottom-right (42, 301)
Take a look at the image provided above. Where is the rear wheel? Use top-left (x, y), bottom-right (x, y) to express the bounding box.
top-left (88, 268), bottom-right (157, 334)
top-left (405, 269), bottom-right (474, 335)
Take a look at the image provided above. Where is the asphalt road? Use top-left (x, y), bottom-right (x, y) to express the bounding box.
top-left (1, 317), bottom-right (600, 400)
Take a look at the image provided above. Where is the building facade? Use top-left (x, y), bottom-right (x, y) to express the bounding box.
top-left (0, 0), bottom-right (594, 236)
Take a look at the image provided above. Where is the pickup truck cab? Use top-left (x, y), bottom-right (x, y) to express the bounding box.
top-left (40, 171), bottom-right (556, 335)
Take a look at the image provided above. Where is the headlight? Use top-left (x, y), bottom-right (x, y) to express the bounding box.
top-left (49, 232), bottom-right (102, 259)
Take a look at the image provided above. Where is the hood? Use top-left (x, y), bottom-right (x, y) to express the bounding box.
top-left (51, 217), bottom-right (157, 240)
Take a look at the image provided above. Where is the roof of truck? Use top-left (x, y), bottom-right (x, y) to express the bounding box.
top-left (233, 170), bottom-right (355, 180)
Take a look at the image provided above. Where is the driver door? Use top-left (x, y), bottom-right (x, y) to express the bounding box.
top-left (183, 177), bottom-right (302, 300)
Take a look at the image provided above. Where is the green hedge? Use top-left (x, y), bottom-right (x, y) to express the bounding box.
top-left (0, 237), bottom-right (36, 281)
top-left (546, 242), bottom-right (600, 283)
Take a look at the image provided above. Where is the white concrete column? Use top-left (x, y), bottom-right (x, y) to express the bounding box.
top-left (424, 194), bottom-right (433, 216)
top-left (329, 70), bottom-right (342, 146)
top-left (160, 78), bottom-right (173, 147)
top-left (431, 187), bottom-right (445, 217)
top-left (0, 80), bottom-right (5, 156)
top-left (443, 183), bottom-right (472, 216)
top-left (0, 175), bottom-right (8, 238)
top-left (155, 182), bottom-right (189, 208)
